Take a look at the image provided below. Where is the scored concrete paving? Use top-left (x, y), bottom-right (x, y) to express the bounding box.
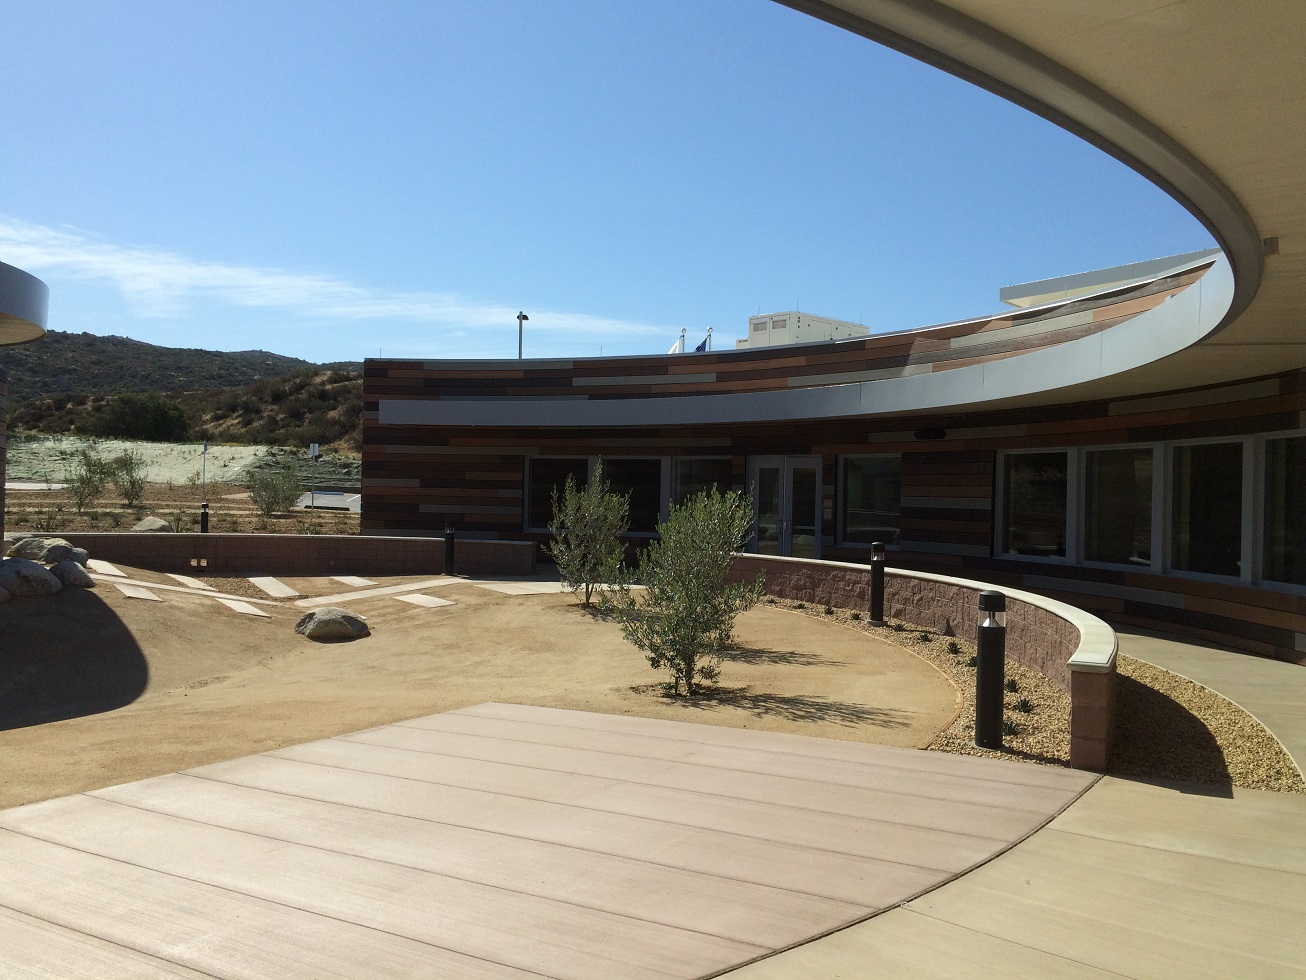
top-left (0, 703), bottom-right (1092, 979)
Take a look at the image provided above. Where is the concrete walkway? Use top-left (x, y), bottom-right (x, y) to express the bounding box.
top-left (0, 703), bottom-right (1092, 979)
top-left (725, 632), bottom-right (1306, 978)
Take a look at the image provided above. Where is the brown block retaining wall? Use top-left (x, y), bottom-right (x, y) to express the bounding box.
top-left (729, 554), bottom-right (1117, 771)
top-left (60, 533), bottom-right (536, 578)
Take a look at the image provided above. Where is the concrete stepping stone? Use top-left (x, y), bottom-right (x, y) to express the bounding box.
top-left (296, 578), bottom-right (458, 608)
top-left (215, 597), bottom-right (271, 618)
top-left (395, 593), bottom-right (454, 608)
top-left (86, 559), bottom-right (126, 577)
top-left (167, 573), bottom-right (214, 590)
top-left (473, 580), bottom-right (569, 595)
top-left (332, 575), bottom-right (376, 587)
top-left (114, 583), bottom-right (162, 602)
top-left (247, 576), bottom-right (299, 598)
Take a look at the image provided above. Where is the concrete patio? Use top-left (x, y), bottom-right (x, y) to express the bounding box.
top-left (0, 702), bottom-right (1092, 978)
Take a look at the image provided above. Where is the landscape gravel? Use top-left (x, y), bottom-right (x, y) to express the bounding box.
top-left (773, 597), bottom-right (1305, 792)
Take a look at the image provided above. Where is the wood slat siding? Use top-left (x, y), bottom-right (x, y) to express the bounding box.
top-left (0, 373), bottom-right (7, 539)
top-left (364, 342), bottom-right (1304, 665)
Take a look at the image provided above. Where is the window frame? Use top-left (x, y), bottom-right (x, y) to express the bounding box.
top-left (994, 448), bottom-right (1077, 564)
top-left (836, 453), bottom-right (903, 549)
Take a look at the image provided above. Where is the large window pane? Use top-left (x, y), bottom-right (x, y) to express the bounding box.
top-left (673, 458), bottom-right (733, 504)
top-left (1172, 442), bottom-right (1242, 576)
top-left (1084, 448), bottom-right (1152, 565)
top-left (605, 458), bottom-right (663, 533)
top-left (1003, 452), bottom-right (1067, 557)
top-left (1264, 436), bottom-right (1306, 585)
top-left (841, 455), bottom-right (901, 545)
top-left (527, 457), bottom-right (587, 530)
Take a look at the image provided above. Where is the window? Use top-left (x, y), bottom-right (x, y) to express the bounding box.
top-left (1264, 436), bottom-right (1306, 586)
top-left (673, 458), bottom-right (733, 505)
top-left (1084, 448), bottom-right (1152, 565)
top-left (604, 459), bottom-right (663, 533)
top-left (840, 455), bottom-right (901, 545)
top-left (1172, 442), bottom-right (1243, 576)
top-left (1002, 452), bottom-right (1068, 557)
top-left (526, 457), bottom-right (587, 530)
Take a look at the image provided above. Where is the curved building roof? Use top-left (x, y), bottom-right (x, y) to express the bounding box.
top-left (777, 0), bottom-right (1305, 403)
top-left (0, 261), bottom-right (49, 347)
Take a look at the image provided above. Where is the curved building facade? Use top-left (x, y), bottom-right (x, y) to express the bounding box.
top-left (362, 2), bottom-right (1306, 665)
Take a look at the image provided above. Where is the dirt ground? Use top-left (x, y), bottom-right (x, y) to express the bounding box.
top-left (0, 569), bottom-right (959, 809)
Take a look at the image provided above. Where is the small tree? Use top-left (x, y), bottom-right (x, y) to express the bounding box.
top-left (608, 488), bottom-right (763, 696)
top-left (546, 459), bottom-right (628, 606)
top-left (247, 465), bottom-right (303, 517)
top-left (110, 450), bottom-right (148, 507)
top-left (67, 450), bottom-right (109, 513)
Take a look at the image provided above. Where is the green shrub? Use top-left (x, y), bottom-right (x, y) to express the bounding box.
top-left (946, 640), bottom-right (961, 656)
top-left (606, 488), bottom-right (763, 696)
top-left (546, 459), bottom-right (628, 607)
top-left (1015, 697), bottom-right (1034, 714)
top-left (67, 449), bottom-right (110, 513)
top-left (109, 451), bottom-right (147, 506)
top-left (82, 392), bottom-right (189, 441)
top-left (246, 466), bottom-right (303, 517)
top-left (1005, 678), bottom-right (1019, 693)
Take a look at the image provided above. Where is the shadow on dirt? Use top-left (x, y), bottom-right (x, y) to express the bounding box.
top-left (631, 683), bottom-right (911, 729)
top-left (0, 589), bottom-right (148, 730)
top-left (718, 645), bottom-right (848, 668)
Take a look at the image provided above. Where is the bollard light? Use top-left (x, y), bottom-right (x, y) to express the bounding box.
top-left (975, 590), bottom-right (1007, 750)
top-left (444, 523), bottom-right (456, 576)
top-left (200, 501), bottom-right (209, 534)
top-left (868, 541), bottom-right (886, 625)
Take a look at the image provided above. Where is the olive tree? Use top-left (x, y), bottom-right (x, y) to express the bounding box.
top-left (607, 487), bottom-right (763, 696)
top-left (546, 459), bottom-right (628, 606)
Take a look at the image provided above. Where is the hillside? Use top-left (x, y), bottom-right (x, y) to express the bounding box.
top-left (2, 330), bottom-right (366, 451)
top-left (0, 329), bottom-right (359, 399)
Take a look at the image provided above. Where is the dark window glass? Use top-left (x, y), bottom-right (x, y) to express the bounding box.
top-left (605, 458), bottom-right (663, 533)
top-left (527, 458), bottom-right (587, 530)
top-left (1264, 436), bottom-right (1306, 585)
top-left (1172, 442), bottom-right (1242, 576)
top-left (841, 455), bottom-right (901, 545)
top-left (673, 458), bottom-right (733, 504)
top-left (1084, 448), bottom-right (1152, 565)
top-left (1003, 452), bottom-right (1067, 557)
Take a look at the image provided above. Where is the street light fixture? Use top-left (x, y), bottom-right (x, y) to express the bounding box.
top-left (517, 311), bottom-right (529, 359)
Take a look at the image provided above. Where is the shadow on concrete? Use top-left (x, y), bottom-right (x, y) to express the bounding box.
top-left (718, 645), bottom-right (849, 668)
top-left (0, 589), bottom-right (148, 730)
top-left (632, 683), bottom-right (911, 729)
top-left (1108, 672), bottom-right (1233, 794)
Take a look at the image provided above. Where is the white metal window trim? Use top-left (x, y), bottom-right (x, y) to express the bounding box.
top-left (1076, 442), bottom-right (1162, 574)
top-left (994, 447), bottom-right (1074, 564)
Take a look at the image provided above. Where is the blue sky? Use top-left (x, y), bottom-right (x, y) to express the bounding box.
top-left (1, 0), bottom-right (1213, 363)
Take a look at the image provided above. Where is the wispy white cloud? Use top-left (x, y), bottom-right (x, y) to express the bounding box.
top-left (0, 217), bottom-right (667, 339)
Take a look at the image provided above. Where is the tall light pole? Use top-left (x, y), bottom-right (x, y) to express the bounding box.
top-left (517, 311), bottom-right (529, 359)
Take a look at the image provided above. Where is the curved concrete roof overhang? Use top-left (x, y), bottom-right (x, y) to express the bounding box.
top-left (769, 0), bottom-right (1306, 407)
top-left (0, 261), bottom-right (49, 347)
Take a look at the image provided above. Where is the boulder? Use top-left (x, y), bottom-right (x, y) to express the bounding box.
top-left (0, 557), bottom-right (63, 597)
top-left (51, 559), bottom-right (96, 588)
top-left (6, 535), bottom-right (89, 566)
top-left (132, 516), bottom-right (173, 532)
top-left (295, 607), bottom-right (370, 642)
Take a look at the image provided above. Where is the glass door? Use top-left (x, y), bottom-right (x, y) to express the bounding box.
top-left (748, 457), bottom-right (821, 558)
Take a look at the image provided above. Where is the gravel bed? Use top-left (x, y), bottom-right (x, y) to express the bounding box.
top-left (768, 597), bottom-right (1305, 792)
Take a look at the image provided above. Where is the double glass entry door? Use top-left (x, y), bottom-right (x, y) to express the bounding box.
top-left (749, 456), bottom-right (821, 559)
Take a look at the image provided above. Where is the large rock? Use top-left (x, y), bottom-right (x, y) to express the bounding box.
top-left (50, 559), bottom-right (96, 588)
top-left (6, 535), bottom-right (89, 566)
top-left (295, 607), bottom-right (370, 642)
top-left (0, 557), bottom-right (63, 597)
top-left (132, 516), bottom-right (173, 532)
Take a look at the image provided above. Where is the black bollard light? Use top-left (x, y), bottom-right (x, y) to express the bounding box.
top-left (868, 541), bottom-right (886, 625)
top-left (200, 501), bottom-right (209, 534)
top-left (975, 590), bottom-right (1007, 750)
top-left (444, 523), bottom-right (456, 575)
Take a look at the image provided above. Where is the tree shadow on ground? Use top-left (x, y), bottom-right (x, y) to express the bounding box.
top-left (1108, 673), bottom-right (1232, 794)
top-left (0, 589), bottom-right (148, 730)
top-left (631, 683), bottom-right (911, 729)
top-left (718, 645), bottom-right (848, 668)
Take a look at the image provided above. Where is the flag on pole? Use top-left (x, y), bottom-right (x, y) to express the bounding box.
top-left (693, 327), bottom-right (713, 353)
top-left (668, 337), bottom-right (682, 354)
